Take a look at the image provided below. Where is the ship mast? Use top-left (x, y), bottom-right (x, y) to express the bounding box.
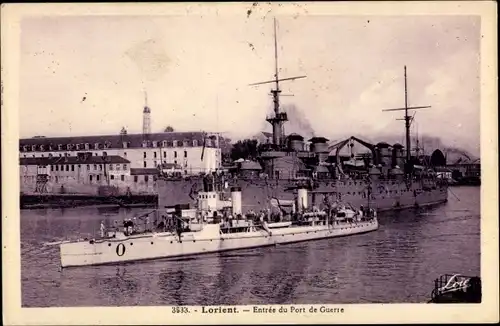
top-left (382, 66), bottom-right (431, 174)
top-left (249, 18), bottom-right (306, 148)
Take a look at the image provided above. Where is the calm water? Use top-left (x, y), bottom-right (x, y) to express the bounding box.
top-left (21, 186), bottom-right (480, 307)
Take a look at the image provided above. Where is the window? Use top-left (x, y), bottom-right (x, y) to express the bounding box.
top-left (173, 140), bottom-right (178, 147)
top-left (121, 175), bottom-right (125, 181)
top-left (152, 141), bottom-right (158, 148)
top-left (174, 160), bottom-right (177, 165)
top-left (99, 164), bottom-right (102, 171)
top-left (143, 161), bottom-right (147, 168)
top-left (154, 161), bottom-right (157, 167)
top-left (97, 175), bottom-right (100, 181)
top-left (66, 165), bottom-right (69, 171)
top-left (163, 152), bottom-right (166, 158)
top-left (143, 152), bottom-right (147, 158)
top-left (110, 164), bottom-right (114, 171)
top-left (58, 144), bottom-right (63, 151)
top-left (174, 151), bottom-right (177, 158)
top-left (94, 143), bottom-right (99, 150)
top-left (142, 141), bottom-right (148, 148)
top-left (51, 165), bottom-right (54, 171)
top-left (76, 144), bottom-right (80, 150)
top-left (116, 164), bottom-right (121, 171)
top-left (154, 152), bottom-right (158, 158)
top-left (145, 176), bottom-right (149, 183)
top-left (111, 175), bottom-right (115, 180)
top-left (41, 154), bottom-right (44, 157)
top-left (55, 165), bottom-right (59, 171)
top-left (123, 164), bottom-right (127, 170)
top-left (94, 164), bottom-right (97, 170)
top-left (103, 151), bottom-right (107, 156)
top-left (124, 152), bottom-right (127, 157)
top-left (71, 165), bottom-right (74, 172)
top-left (193, 139), bottom-right (198, 147)
top-left (78, 164), bottom-right (81, 169)
top-left (162, 141), bottom-right (167, 147)
top-left (184, 151), bottom-right (187, 158)
top-left (48, 153), bottom-right (53, 158)
top-left (183, 140), bottom-right (189, 147)
top-left (89, 175), bottom-right (93, 182)
top-left (87, 164), bottom-right (90, 170)
top-left (59, 154), bottom-right (62, 157)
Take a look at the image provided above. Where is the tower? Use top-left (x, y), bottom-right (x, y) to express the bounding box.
top-left (143, 91), bottom-right (151, 135)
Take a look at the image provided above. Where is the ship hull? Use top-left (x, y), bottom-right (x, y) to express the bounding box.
top-left (60, 220), bottom-right (378, 268)
top-left (158, 178), bottom-right (448, 213)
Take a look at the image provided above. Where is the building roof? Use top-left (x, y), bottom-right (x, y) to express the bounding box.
top-left (19, 131), bottom-right (216, 151)
top-left (20, 155), bottom-right (130, 166)
top-left (239, 160), bottom-right (262, 170)
top-left (130, 168), bottom-right (159, 175)
top-left (160, 163), bottom-right (183, 169)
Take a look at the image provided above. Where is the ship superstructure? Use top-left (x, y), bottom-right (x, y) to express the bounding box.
top-left (155, 18), bottom-right (448, 214)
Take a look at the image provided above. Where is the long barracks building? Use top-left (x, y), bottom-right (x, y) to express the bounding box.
top-left (19, 131), bottom-right (222, 195)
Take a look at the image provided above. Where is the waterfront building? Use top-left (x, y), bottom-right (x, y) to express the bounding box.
top-left (19, 132), bottom-right (221, 174)
top-left (20, 154), bottom-right (131, 194)
top-left (19, 132), bottom-right (222, 195)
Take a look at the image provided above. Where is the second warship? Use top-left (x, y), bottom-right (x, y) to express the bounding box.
top-left (156, 18), bottom-right (449, 214)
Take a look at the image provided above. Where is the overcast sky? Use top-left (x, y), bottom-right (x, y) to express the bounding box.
top-left (19, 12), bottom-right (480, 155)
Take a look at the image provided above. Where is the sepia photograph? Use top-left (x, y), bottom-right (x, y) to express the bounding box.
top-left (2, 2), bottom-right (498, 325)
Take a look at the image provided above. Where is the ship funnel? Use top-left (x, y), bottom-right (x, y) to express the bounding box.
top-left (231, 187), bottom-right (242, 216)
top-left (297, 187), bottom-right (308, 211)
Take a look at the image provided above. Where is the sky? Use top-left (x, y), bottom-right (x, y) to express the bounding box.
top-left (19, 11), bottom-right (481, 156)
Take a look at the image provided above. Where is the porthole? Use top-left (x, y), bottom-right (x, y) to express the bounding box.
top-left (130, 243), bottom-right (133, 246)
top-left (151, 242), bottom-right (154, 245)
top-left (170, 241), bottom-right (173, 244)
top-left (108, 243), bottom-right (111, 247)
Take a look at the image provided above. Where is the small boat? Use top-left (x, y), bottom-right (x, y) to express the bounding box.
top-left (58, 185), bottom-right (378, 268)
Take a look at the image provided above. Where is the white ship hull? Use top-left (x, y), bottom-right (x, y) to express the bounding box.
top-left (60, 220), bottom-right (378, 268)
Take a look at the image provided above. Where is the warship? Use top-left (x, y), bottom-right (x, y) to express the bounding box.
top-left (58, 184), bottom-right (378, 268)
top-left (156, 18), bottom-right (448, 214)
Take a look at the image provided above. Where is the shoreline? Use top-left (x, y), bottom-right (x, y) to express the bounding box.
top-left (20, 194), bottom-right (158, 210)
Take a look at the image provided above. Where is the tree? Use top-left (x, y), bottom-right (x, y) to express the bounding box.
top-left (164, 126), bottom-right (175, 132)
top-left (230, 139), bottom-right (259, 161)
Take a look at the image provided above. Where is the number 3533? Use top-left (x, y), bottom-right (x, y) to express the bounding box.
top-left (172, 307), bottom-right (189, 314)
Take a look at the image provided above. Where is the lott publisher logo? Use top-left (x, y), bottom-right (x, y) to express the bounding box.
top-left (438, 274), bottom-right (471, 294)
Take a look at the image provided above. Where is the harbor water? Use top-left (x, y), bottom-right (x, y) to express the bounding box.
top-left (21, 186), bottom-right (480, 307)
